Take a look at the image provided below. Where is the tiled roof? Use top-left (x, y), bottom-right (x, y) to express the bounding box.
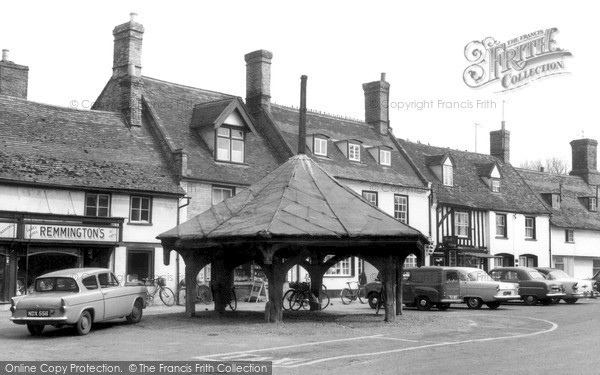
top-left (140, 77), bottom-right (283, 186)
top-left (518, 169), bottom-right (600, 230)
top-left (268, 104), bottom-right (427, 188)
top-left (0, 94), bottom-right (182, 195)
top-left (158, 155), bottom-right (426, 244)
top-left (399, 139), bottom-right (549, 215)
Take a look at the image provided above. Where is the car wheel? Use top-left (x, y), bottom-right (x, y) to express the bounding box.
top-left (564, 298), bottom-right (578, 304)
top-left (76, 310), bottom-right (92, 336)
top-left (27, 324), bottom-right (44, 336)
top-left (466, 297), bottom-right (483, 309)
top-left (551, 298), bottom-right (560, 304)
top-left (368, 293), bottom-right (379, 309)
top-left (416, 296), bottom-right (431, 311)
top-left (523, 295), bottom-right (538, 306)
top-left (436, 303), bottom-right (450, 311)
top-left (126, 300), bottom-right (143, 324)
top-left (486, 302), bottom-right (501, 310)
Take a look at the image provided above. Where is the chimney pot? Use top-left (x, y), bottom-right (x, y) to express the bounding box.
top-left (1, 49), bottom-right (9, 61)
top-left (381, 72), bottom-right (386, 81)
top-left (490, 122), bottom-right (510, 163)
top-left (130, 12), bottom-right (138, 22)
top-left (569, 138), bottom-right (600, 184)
top-left (0, 50), bottom-right (29, 98)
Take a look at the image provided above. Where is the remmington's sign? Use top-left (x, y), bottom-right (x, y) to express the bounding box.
top-left (24, 224), bottom-right (119, 243)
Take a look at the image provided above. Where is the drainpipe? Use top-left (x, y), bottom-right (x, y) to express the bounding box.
top-left (548, 217), bottom-right (552, 267)
top-left (176, 196), bottom-right (191, 287)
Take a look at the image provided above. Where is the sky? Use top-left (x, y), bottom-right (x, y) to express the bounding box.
top-left (1, 1), bottom-right (597, 168)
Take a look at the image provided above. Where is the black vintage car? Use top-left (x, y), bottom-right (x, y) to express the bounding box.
top-left (490, 267), bottom-right (565, 306)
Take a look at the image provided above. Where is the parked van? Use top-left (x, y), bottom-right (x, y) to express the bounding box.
top-left (365, 266), bottom-right (520, 311)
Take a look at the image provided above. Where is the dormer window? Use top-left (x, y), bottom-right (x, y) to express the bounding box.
top-left (443, 158), bottom-right (454, 186)
top-left (380, 149), bottom-right (391, 166)
top-left (217, 127), bottom-right (244, 163)
top-left (348, 143), bottom-right (361, 162)
top-left (588, 197), bottom-right (597, 212)
top-left (491, 179), bottom-right (500, 193)
top-left (314, 137), bottom-right (328, 156)
top-left (551, 194), bottom-right (561, 209)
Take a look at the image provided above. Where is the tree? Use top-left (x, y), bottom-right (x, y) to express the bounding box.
top-left (520, 157), bottom-right (569, 175)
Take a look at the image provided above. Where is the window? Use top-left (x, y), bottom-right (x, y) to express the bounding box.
top-left (216, 127), bottom-right (244, 163)
top-left (443, 160), bottom-right (453, 186)
top-left (565, 229), bottom-right (574, 243)
top-left (98, 273), bottom-right (120, 288)
top-left (551, 194), bottom-right (561, 209)
top-left (130, 196), bottom-right (151, 223)
top-left (85, 193), bottom-right (110, 217)
top-left (362, 191), bottom-right (378, 206)
top-left (126, 249), bottom-right (153, 284)
top-left (589, 197), bottom-right (597, 212)
top-left (455, 211), bottom-right (469, 238)
top-left (82, 275), bottom-right (98, 290)
top-left (379, 149), bottom-right (391, 166)
top-left (394, 194), bottom-right (408, 224)
top-left (593, 259), bottom-right (600, 275)
top-left (491, 179), bottom-right (500, 193)
top-left (519, 255), bottom-right (537, 268)
top-left (348, 143), bottom-right (361, 162)
top-left (554, 256), bottom-right (564, 270)
top-left (404, 254), bottom-right (416, 268)
top-left (525, 217), bottom-right (536, 239)
top-left (325, 256), bottom-right (352, 276)
top-left (314, 137), bottom-right (328, 156)
top-left (496, 214), bottom-right (507, 237)
top-left (212, 186), bottom-right (235, 205)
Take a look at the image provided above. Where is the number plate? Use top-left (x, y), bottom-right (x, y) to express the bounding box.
top-left (448, 295), bottom-right (459, 299)
top-left (503, 291), bottom-right (512, 296)
top-left (27, 310), bottom-right (50, 317)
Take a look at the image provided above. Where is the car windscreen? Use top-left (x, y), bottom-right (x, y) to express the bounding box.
top-left (35, 277), bottom-right (79, 293)
top-left (527, 271), bottom-right (546, 280)
top-left (547, 270), bottom-right (571, 280)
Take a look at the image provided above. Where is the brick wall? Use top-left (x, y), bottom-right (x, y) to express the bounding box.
top-left (0, 61), bottom-right (28, 99)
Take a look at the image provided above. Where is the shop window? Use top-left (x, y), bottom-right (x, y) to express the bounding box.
top-left (362, 191), bottom-right (378, 206)
top-left (85, 193), bottom-right (110, 217)
top-left (130, 196), bottom-right (152, 224)
top-left (216, 127), bottom-right (245, 163)
top-left (212, 186), bottom-right (235, 205)
top-left (126, 249), bottom-right (154, 284)
top-left (0, 254), bottom-right (5, 301)
top-left (325, 256), bottom-right (353, 276)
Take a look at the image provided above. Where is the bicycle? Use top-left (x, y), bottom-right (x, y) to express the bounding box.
top-left (376, 283), bottom-right (386, 315)
top-left (176, 279), bottom-right (213, 306)
top-left (340, 281), bottom-right (367, 304)
top-left (283, 282), bottom-right (329, 311)
top-left (144, 277), bottom-right (176, 307)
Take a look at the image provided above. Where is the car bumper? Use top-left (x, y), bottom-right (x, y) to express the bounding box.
top-left (10, 317), bottom-right (69, 325)
top-left (545, 292), bottom-right (566, 298)
top-left (493, 295), bottom-right (521, 301)
top-left (439, 299), bottom-right (463, 304)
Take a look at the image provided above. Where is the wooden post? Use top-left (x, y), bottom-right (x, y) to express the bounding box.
top-left (211, 256), bottom-right (232, 314)
top-left (263, 255), bottom-right (285, 323)
top-left (383, 255), bottom-right (396, 323)
top-left (179, 251), bottom-right (207, 318)
top-left (396, 256), bottom-right (404, 316)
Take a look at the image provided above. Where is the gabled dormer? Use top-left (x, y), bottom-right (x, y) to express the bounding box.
top-left (335, 139), bottom-right (363, 163)
top-left (426, 153), bottom-right (454, 186)
top-left (478, 162), bottom-right (502, 193)
top-left (578, 196), bottom-right (597, 212)
top-left (191, 98), bottom-right (258, 164)
top-left (366, 145), bottom-right (392, 166)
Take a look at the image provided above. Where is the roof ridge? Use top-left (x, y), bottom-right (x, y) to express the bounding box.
top-left (0, 94), bottom-right (124, 118)
top-left (142, 76), bottom-right (237, 98)
top-left (271, 102), bottom-right (366, 125)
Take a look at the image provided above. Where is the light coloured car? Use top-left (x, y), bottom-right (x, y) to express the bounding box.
top-left (10, 268), bottom-right (148, 336)
top-left (445, 267), bottom-right (521, 309)
top-left (535, 267), bottom-right (598, 303)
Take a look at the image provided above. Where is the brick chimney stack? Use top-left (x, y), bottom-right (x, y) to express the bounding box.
top-left (113, 13), bottom-right (144, 127)
top-left (245, 50), bottom-right (273, 114)
top-left (490, 121), bottom-right (510, 163)
top-left (570, 138), bottom-right (600, 184)
top-left (363, 73), bottom-right (390, 135)
top-left (0, 49), bottom-right (29, 99)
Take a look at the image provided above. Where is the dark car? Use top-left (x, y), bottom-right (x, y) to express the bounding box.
top-left (490, 267), bottom-right (565, 306)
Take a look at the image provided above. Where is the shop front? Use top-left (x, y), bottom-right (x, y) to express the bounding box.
top-left (0, 211), bottom-right (123, 303)
top-left (430, 237), bottom-right (497, 272)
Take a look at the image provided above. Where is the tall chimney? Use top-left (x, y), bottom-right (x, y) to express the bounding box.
top-left (490, 121), bottom-right (510, 163)
top-left (298, 75), bottom-right (307, 155)
top-left (570, 138), bottom-right (600, 184)
top-left (245, 50), bottom-right (273, 114)
top-left (363, 73), bottom-right (390, 135)
top-left (113, 13), bottom-right (144, 127)
top-left (0, 49), bottom-right (29, 99)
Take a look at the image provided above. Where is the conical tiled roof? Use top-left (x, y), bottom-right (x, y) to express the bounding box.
top-left (158, 155), bottom-right (426, 244)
